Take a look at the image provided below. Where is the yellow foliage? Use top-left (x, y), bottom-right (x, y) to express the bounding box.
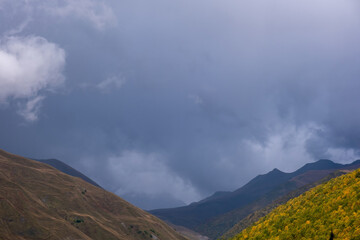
top-left (230, 169), bottom-right (360, 240)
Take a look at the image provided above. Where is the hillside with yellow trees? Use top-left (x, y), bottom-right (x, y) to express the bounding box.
top-left (230, 169), bottom-right (360, 240)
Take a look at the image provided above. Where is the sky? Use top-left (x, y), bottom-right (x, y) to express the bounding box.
top-left (0, 0), bottom-right (360, 210)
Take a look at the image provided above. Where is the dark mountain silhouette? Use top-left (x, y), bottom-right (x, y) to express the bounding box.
top-left (150, 159), bottom-right (360, 239)
top-left (35, 158), bottom-right (101, 188)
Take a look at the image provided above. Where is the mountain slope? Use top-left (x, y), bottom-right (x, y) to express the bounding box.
top-left (0, 149), bottom-right (187, 240)
top-left (150, 159), bottom-right (360, 239)
top-left (36, 158), bottom-right (102, 188)
top-left (196, 169), bottom-right (348, 239)
top-left (221, 169), bottom-right (349, 239)
top-left (150, 168), bottom-right (293, 228)
top-left (231, 168), bottom-right (360, 239)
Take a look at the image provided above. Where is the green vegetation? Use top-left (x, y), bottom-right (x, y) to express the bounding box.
top-left (73, 217), bottom-right (84, 223)
top-left (231, 169), bottom-right (360, 240)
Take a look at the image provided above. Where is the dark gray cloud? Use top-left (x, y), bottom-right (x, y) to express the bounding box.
top-left (1, 0), bottom-right (360, 209)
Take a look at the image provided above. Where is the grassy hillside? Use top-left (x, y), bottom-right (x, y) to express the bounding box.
top-left (0, 149), bottom-right (187, 240)
top-left (230, 169), bottom-right (360, 240)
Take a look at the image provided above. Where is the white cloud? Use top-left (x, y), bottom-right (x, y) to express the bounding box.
top-left (4, 18), bottom-right (32, 36)
top-left (17, 95), bottom-right (45, 122)
top-left (0, 35), bottom-right (65, 120)
top-left (326, 148), bottom-right (360, 163)
top-left (241, 124), bottom-right (322, 173)
top-left (107, 150), bottom-right (201, 205)
top-left (79, 75), bottom-right (125, 92)
top-left (42, 0), bottom-right (116, 30)
top-left (0, 0), bottom-right (116, 30)
top-left (97, 76), bottom-right (125, 92)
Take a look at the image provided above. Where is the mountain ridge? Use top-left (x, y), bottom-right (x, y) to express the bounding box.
top-left (150, 159), bottom-right (360, 239)
top-left (221, 169), bottom-right (350, 239)
top-left (35, 158), bottom-right (102, 188)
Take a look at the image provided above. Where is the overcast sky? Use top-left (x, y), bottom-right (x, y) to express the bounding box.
top-left (0, 0), bottom-right (360, 210)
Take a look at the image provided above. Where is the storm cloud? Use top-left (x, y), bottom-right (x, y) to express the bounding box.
top-left (0, 0), bottom-right (360, 209)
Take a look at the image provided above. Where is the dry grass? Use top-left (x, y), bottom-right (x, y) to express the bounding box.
top-left (0, 149), bottom-right (187, 240)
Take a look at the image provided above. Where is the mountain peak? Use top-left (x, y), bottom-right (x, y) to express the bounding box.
top-left (294, 159), bottom-right (341, 176)
top-left (350, 159), bottom-right (360, 165)
top-left (271, 168), bottom-right (282, 173)
top-left (316, 159), bottom-right (334, 163)
top-left (309, 159), bottom-right (336, 167)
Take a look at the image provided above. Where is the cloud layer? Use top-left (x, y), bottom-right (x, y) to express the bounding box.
top-left (107, 150), bottom-right (200, 209)
top-left (42, 0), bottom-right (117, 29)
top-left (0, 0), bottom-right (360, 208)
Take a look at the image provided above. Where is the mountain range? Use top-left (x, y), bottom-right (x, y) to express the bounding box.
top-left (2, 147), bottom-right (359, 240)
top-left (150, 159), bottom-right (360, 239)
top-left (220, 169), bottom-right (350, 239)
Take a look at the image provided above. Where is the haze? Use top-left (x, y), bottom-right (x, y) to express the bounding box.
top-left (0, 0), bottom-right (359, 210)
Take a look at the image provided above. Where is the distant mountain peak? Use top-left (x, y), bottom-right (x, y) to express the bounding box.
top-left (256, 168), bottom-right (285, 178)
top-left (294, 159), bottom-right (340, 176)
top-left (349, 159), bottom-right (360, 165)
top-left (316, 159), bottom-right (334, 163)
top-left (271, 168), bottom-right (283, 173)
top-left (303, 159), bottom-right (335, 168)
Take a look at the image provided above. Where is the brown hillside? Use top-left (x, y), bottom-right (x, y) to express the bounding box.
top-left (0, 149), bottom-right (187, 240)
